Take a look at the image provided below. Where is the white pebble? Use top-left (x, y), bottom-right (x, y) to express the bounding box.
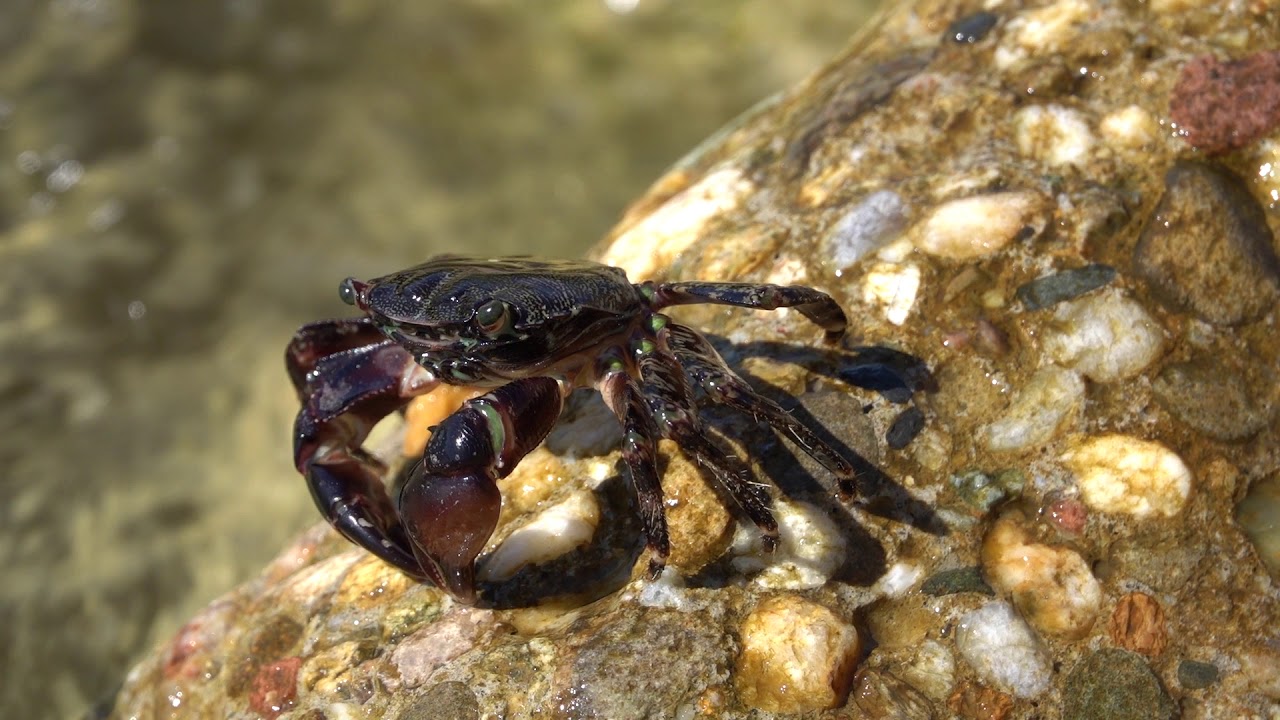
top-left (600, 164), bottom-right (753, 280)
top-left (874, 562), bottom-right (924, 599)
top-left (733, 500), bottom-right (845, 590)
top-left (1062, 434), bottom-right (1192, 518)
top-left (1042, 289), bottom-right (1164, 383)
top-left (994, 0), bottom-right (1091, 68)
top-left (480, 491), bottom-right (599, 581)
top-left (955, 602), bottom-right (1053, 699)
top-left (860, 261), bottom-right (920, 325)
top-left (634, 567), bottom-right (694, 611)
top-left (981, 365), bottom-right (1084, 452)
top-left (1100, 105), bottom-right (1159, 149)
top-left (1015, 104), bottom-right (1095, 168)
top-left (913, 191), bottom-right (1047, 260)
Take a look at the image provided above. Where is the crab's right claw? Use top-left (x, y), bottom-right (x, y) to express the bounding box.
top-left (399, 466), bottom-right (501, 604)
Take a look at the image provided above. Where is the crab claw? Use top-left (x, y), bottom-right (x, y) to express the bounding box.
top-left (398, 465), bottom-right (501, 603)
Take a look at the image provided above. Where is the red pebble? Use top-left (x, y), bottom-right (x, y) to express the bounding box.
top-left (1169, 51), bottom-right (1280, 155)
top-left (162, 599), bottom-right (236, 680)
top-left (249, 656), bottom-right (303, 718)
top-left (1046, 495), bottom-right (1088, 535)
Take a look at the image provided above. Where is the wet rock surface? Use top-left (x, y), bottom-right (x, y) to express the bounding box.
top-left (106, 1), bottom-right (1280, 718)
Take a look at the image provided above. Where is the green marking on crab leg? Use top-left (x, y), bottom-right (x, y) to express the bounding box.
top-left (474, 400), bottom-right (508, 468)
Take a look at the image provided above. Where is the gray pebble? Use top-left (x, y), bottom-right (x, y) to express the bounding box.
top-left (1177, 660), bottom-right (1220, 690)
top-left (1063, 648), bottom-right (1175, 720)
top-left (1016, 264), bottom-right (1116, 310)
top-left (1134, 161), bottom-right (1280, 325)
top-left (825, 190), bottom-right (909, 269)
top-left (1151, 353), bottom-right (1277, 442)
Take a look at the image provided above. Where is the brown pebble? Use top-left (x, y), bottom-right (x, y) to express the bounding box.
top-left (947, 681), bottom-right (1015, 720)
top-left (1109, 592), bottom-right (1168, 657)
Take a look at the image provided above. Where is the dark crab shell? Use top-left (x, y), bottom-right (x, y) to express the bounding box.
top-left (363, 256), bottom-right (641, 330)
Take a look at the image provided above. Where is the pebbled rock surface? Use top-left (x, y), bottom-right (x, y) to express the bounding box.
top-left (106, 1), bottom-right (1280, 718)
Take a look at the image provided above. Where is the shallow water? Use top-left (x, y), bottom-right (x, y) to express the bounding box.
top-left (0, 1), bottom-right (879, 716)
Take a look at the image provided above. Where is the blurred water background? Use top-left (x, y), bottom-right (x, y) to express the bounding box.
top-left (0, 1), bottom-right (880, 716)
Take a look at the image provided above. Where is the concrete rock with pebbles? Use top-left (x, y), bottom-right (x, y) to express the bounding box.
top-left (106, 1), bottom-right (1280, 718)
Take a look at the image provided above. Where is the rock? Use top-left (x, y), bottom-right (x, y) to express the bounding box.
top-left (1044, 494), bottom-right (1088, 536)
top-left (1152, 353), bottom-right (1278, 443)
top-left (1177, 660), bottom-right (1219, 690)
top-left (1014, 264), bottom-right (1116, 311)
top-left (980, 365), bottom-right (1084, 452)
top-left (1169, 51), bottom-right (1280, 155)
top-left (479, 491), bottom-right (600, 584)
top-left (1237, 644), bottom-right (1280, 700)
top-left (947, 682), bottom-right (1015, 720)
top-left (920, 566), bottom-right (994, 597)
top-left (897, 639), bottom-right (956, 702)
top-left (912, 191), bottom-right (1049, 260)
top-left (950, 469), bottom-right (1026, 514)
top-left (1133, 161), bottom-right (1280, 326)
top-left (557, 607), bottom-right (734, 717)
top-left (100, 2), bottom-right (1280, 719)
top-left (734, 595), bottom-right (861, 712)
top-left (733, 499), bottom-right (847, 591)
top-left (886, 405), bottom-right (926, 449)
top-left (1236, 472), bottom-right (1280, 581)
top-left (1014, 104), bottom-right (1095, 169)
top-left (1061, 434), bottom-right (1192, 518)
top-left (1108, 592), bottom-right (1168, 658)
top-left (1041, 289), bottom-right (1164, 383)
top-left (850, 668), bottom-right (937, 719)
top-left (955, 601), bottom-right (1052, 699)
top-left (824, 189), bottom-right (910, 270)
top-left (981, 512), bottom-right (1102, 639)
top-left (1062, 648), bottom-right (1175, 720)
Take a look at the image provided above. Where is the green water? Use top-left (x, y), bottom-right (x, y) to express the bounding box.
top-left (0, 1), bottom-right (879, 716)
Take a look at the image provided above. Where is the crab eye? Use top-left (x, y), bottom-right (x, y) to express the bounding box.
top-left (474, 299), bottom-right (511, 334)
top-left (338, 278), bottom-right (359, 306)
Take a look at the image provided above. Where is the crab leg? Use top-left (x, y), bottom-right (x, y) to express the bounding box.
top-left (293, 340), bottom-right (438, 582)
top-left (636, 333), bottom-right (780, 551)
top-left (398, 376), bottom-right (565, 603)
top-left (646, 280), bottom-right (848, 343)
top-left (599, 360), bottom-right (670, 579)
top-left (665, 321), bottom-right (867, 498)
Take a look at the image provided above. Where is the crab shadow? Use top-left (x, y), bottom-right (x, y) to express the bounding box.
top-left (475, 335), bottom-right (947, 608)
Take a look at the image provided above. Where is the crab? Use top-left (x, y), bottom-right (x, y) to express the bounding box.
top-left (287, 255), bottom-right (870, 603)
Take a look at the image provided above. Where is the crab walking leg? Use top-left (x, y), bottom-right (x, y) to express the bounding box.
top-left (398, 376), bottom-right (565, 603)
top-left (645, 281), bottom-right (848, 343)
top-left (293, 341), bottom-right (440, 581)
top-left (636, 335), bottom-right (780, 551)
top-left (599, 363), bottom-right (670, 579)
top-left (285, 317), bottom-right (389, 398)
top-left (665, 322), bottom-right (866, 498)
